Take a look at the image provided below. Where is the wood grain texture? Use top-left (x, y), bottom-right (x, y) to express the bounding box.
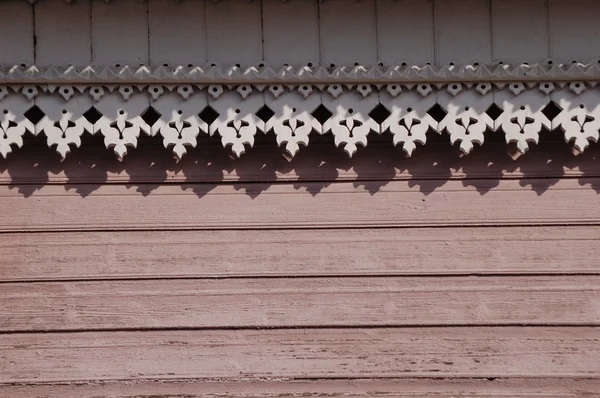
top-left (2, 328), bottom-right (599, 383)
top-left (2, 177), bottom-right (600, 232)
top-left (3, 378), bottom-right (599, 398)
top-left (2, 226), bottom-right (599, 282)
top-left (2, 276), bottom-right (599, 331)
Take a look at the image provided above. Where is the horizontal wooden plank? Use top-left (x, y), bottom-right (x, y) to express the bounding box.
top-left (0, 133), bottom-right (596, 184)
top-left (1, 328), bottom-right (598, 382)
top-left (2, 177), bottom-right (600, 231)
top-left (2, 276), bottom-right (599, 331)
top-left (3, 378), bottom-right (599, 397)
top-left (3, 226), bottom-right (599, 282)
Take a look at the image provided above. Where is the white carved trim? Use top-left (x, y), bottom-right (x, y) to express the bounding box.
top-left (0, 81), bottom-right (598, 160)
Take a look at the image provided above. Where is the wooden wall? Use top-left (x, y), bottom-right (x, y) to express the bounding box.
top-left (1, 0), bottom-right (600, 396)
top-left (0, 131), bottom-right (599, 396)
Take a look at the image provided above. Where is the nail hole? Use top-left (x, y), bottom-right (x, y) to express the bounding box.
top-left (178, 110), bottom-right (182, 115)
top-left (348, 108), bottom-right (354, 114)
top-left (119, 110), bottom-right (124, 115)
top-left (62, 109), bottom-right (67, 114)
top-left (407, 107), bottom-right (413, 112)
top-left (520, 106), bottom-right (525, 110)
top-left (235, 109), bottom-right (240, 114)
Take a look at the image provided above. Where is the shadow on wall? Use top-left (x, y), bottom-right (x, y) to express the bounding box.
top-left (0, 128), bottom-right (599, 199)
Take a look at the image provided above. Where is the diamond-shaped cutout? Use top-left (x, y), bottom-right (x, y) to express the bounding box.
top-left (426, 103), bottom-right (447, 123)
top-left (485, 103), bottom-right (504, 121)
top-left (24, 105), bottom-right (45, 125)
top-left (140, 106), bottom-right (161, 127)
top-left (199, 106), bottom-right (220, 126)
top-left (311, 104), bottom-right (333, 125)
top-left (541, 101), bottom-right (562, 121)
top-left (83, 107), bottom-right (103, 124)
top-left (255, 105), bottom-right (275, 123)
top-left (368, 103), bottom-right (391, 124)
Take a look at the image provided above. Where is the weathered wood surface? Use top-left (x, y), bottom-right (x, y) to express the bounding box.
top-left (2, 276), bottom-right (599, 331)
top-left (2, 328), bottom-right (599, 383)
top-left (2, 226), bottom-right (599, 282)
top-left (4, 378), bottom-right (599, 398)
top-left (2, 178), bottom-right (600, 232)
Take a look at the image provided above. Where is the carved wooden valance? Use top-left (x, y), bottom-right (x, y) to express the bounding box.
top-left (0, 61), bottom-right (598, 160)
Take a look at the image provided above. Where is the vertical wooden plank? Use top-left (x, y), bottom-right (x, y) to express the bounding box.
top-left (206, 1), bottom-right (263, 157)
top-left (319, 0), bottom-right (378, 67)
top-left (549, 0), bottom-right (600, 61)
top-left (491, 0), bottom-right (548, 64)
top-left (376, 0), bottom-right (434, 65)
top-left (149, 0), bottom-right (206, 66)
top-left (34, 1), bottom-right (92, 67)
top-left (205, 0), bottom-right (262, 66)
top-left (91, 0), bottom-right (149, 65)
top-left (491, 0), bottom-right (549, 153)
top-left (262, 0), bottom-right (319, 69)
top-left (33, 2), bottom-right (93, 156)
top-left (434, 0), bottom-right (492, 64)
top-left (434, 0), bottom-right (493, 155)
top-left (0, 0), bottom-right (33, 65)
top-left (263, 0), bottom-right (321, 157)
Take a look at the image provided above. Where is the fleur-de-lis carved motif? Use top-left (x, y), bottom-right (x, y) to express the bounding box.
top-left (161, 120), bottom-right (200, 159)
top-left (502, 109), bottom-right (543, 154)
top-left (446, 112), bottom-right (486, 154)
top-left (0, 112), bottom-right (26, 158)
top-left (331, 117), bottom-right (370, 157)
top-left (42, 113), bottom-right (86, 159)
top-left (390, 115), bottom-right (428, 156)
top-left (217, 119), bottom-right (255, 157)
top-left (101, 118), bottom-right (140, 160)
top-left (274, 117), bottom-right (312, 157)
top-left (562, 110), bottom-right (600, 152)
